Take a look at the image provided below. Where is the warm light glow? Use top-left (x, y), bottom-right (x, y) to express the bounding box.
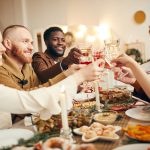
top-left (86, 35), bottom-right (96, 43)
top-left (97, 23), bottom-right (111, 40)
top-left (75, 31), bottom-right (84, 39)
top-left (78, 24), bottom-right (87, 33)
top-left (61, 26), bottom-right (68, 33)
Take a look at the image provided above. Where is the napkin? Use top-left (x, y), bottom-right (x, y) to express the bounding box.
top-left (0, 112), bottom-right (12, 129)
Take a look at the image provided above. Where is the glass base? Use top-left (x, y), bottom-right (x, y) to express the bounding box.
top-left (60, 128), bottom-right (75, 143)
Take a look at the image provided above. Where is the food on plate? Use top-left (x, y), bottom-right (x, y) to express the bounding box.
top-left (90, 122), bottom-right (105, 130)
top-left (32, 117), bottom-right (55, 133)
top-left (94, 111), bottom-right (118, 124)
top-left (43, 137), bottom-right (68, 150)
top-left (84, 130), bottom-right (97, 139)
top-left (110, 103), bottom-right (134, 111)
top-left (43, 137), bottom-right (96, 150)
top-left (79, 126), bottom-right (90, 133)
top-left (81, 122), bottom-right (119, 139)
top-left (33, 109), bottom-right (93, 133)
top-left (102, 129), bottom-right (115, 137)
top-left (104, 125), bottom-right (115, 131)
top-left (124, 124), bottom-right (150, 142)
top-left (100, 88), bottom-right (131, 103)
top-left (73, 100), bottom-right (96, 109)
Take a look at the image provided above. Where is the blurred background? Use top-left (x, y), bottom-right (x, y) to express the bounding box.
top-left (0, 0), bottom-right (149, 61)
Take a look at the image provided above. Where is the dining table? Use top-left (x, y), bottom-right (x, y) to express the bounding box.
top-left (12, 104), bottom-right (150, 150)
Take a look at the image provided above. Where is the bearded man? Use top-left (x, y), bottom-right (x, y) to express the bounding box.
top-left (0, 25), bottom-right (80, 122)
top-left (0, 25), bottom-right (41, 90)
top-left (32, 26), bottom-right (82, 83)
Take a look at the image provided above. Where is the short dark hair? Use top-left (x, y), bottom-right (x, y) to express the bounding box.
top-left (43, 26), bottom-right (64, 41)
top-left (3, 25), bottom-right (29, 38)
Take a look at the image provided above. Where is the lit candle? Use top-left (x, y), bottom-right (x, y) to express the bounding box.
top-left (59, 86), bottom-right (69, 130)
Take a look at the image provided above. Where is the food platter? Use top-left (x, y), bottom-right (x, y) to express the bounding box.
top-left (124, 124), bottom-right (150, 142)
top-left (73, 122), bottom-right (121, 142)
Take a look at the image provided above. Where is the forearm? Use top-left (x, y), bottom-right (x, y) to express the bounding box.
top-left (0, 76), bottom-right (78, 119)
top-left (128, 61), bottom-right (150, 98)
top-left (36, 62), bottom-right (63, 83)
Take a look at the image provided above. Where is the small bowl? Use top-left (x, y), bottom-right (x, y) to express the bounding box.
top-left (93, 110), bottom-right (118, 125)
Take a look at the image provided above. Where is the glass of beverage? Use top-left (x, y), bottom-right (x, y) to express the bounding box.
top-left (78, 43), bottom-right (93, 65)
top-left (104, 39), bottom-right (120, 60)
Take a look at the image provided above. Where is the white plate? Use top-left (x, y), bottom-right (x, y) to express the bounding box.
top-left (125, 106), bottom-right (150, 121)
top-left (73, 125), bottom-right (121, 142)
top-left (82, 133), bottom-right (119, 142)
top-left (73, 125), bottom-right (121, 136)
top-left (0, 129), bottom-right (34, 148)
top-left (113, 144), bottom-right (150, 150)
top-left (73, 92), bottom-right (95, 101)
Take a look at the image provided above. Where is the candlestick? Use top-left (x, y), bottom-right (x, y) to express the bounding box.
top-left (94, 80), bottom-right (102, 112)
top-left (59, 86), bottom-right (69, 130)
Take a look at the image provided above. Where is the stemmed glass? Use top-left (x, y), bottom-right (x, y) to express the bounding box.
top-left (78, 43), bottom-right (93, 102)
top-left (103, 39), bottom-right (120, 109)
top-left (79, 44), bottom-right (104, 112)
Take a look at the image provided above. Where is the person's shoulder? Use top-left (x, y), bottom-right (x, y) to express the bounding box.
top-left (32, 51), bottom-right (44, 57)
top-left (32, 51), bottom-right (48, 60)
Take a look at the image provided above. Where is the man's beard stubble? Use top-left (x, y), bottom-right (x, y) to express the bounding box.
top-left (12, 48), bottom-right (32, 64)
top-left (47, 45), bottom-right (65, 57)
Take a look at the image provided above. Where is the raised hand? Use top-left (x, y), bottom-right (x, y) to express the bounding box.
top-left (112, 66), bottom-right (136, 84)
top-left (62, 47), bottom-right (82, 66)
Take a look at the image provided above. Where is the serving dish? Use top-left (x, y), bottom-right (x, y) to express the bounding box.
top-left (73, 122), bottom-right (121, 142)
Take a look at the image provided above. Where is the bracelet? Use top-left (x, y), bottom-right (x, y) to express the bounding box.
top-left (60, 62), bottom-right (64, 71)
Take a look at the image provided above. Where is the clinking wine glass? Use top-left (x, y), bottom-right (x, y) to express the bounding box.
top-left (78, 44), bottom-right (93, 101)
top-left (103, 39), bottom-right (120, 109)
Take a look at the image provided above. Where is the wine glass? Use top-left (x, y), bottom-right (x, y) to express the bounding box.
top-left (78, 43), bottom-right (93, 102)
top-left (78, 43), bottom-right (93, 65)
top-left (104, 39), bottom-right (120, 64)
top-left (103, 39), bottom-right (120, 109)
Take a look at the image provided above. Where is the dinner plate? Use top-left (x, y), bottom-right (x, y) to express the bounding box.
top-left (73, 125), bottom-right (121, 142)
top-left (113, 144), bottom-right (150, 150)
top-left (73, 92), bottom-right (95, 101)
top-left (125, 106), bottom-right (150, 121)
top-left (0, 129), bottom-right (34, 148)
top-left (82, 133), bottom-right (119, 142)
top-left (73, 126), bottom-right (121, 135)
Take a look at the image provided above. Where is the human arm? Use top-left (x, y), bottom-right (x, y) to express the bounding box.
top-left (0, 75), bottom-right (77, 120)
top-left (32, 52), bottom-right (65, 83)
top-left (0, 60), bottom-right (102, 119)
top-left (32, 48), bottom-right (82, 83)
top-left (112, 53), bottom-right (150, 98)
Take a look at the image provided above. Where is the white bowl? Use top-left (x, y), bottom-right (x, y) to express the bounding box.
top-left (93, 111), bottom-right (118, 125)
